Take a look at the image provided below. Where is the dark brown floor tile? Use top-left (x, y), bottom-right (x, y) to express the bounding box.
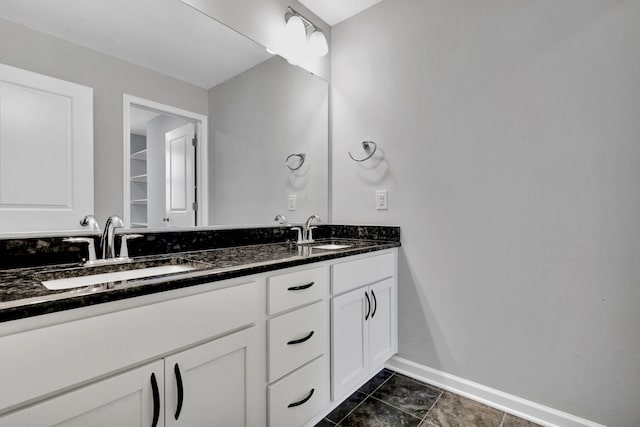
top-left (326, 391), bottom-right (368, 423)
top-left (422, 392), bottom-right (504, 427)
top-left (502, 414), bottom-right (542, 427)
top-left (371, 373), bottom-right (442, 418)
top-left (340, 396), bottom-right (422, 427)
top-left (315, 418), bottom-right (337, 426)
top-left (357, 369), bottom-right (395, 395)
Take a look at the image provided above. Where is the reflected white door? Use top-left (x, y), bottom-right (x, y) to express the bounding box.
top-left (0, 63), bottom-right (93, 233)
top-left (165, 123), bottom-right (195, 227)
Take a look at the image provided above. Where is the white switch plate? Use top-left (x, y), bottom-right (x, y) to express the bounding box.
top-left (376, 190), bottom-right (388, 210)
top-left (288, 195), bottom-right (297, 211)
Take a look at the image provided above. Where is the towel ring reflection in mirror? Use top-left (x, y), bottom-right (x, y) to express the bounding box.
top-left (348, 141), bottom-right (377, 162)
top-left (286, 152), bottom-right (306, 170)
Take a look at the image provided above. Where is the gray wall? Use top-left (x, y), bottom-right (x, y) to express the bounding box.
top-left (208, 56), bottom-right (328, 225)
top-left (331, 0), bottom-right (640, 426)
top-left (0, 18), bottom-right (208, 224)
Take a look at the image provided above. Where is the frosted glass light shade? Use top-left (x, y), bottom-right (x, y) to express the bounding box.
top-left (283, 15), bottom-right (307, 55)
top-left (308, 30), bottom-right (328, 58)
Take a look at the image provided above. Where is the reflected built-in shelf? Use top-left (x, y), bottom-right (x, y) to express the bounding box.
top-left (130, 174), bottom-right (148, 182)
top-left (130, 149), bottom-right (147, 161)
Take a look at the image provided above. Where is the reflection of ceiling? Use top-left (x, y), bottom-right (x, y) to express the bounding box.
top-left (299, 0), bottom-right (385, 26)
top-left (0, 0), bottom-right (272, 89)
top-left (130, 108), bottom-right (162, 136)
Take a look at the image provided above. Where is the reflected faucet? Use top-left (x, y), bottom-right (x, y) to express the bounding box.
top-left (274, 214), bottom-right (288, 225)
top-left (80, 214), bottom-right (100, 231)
top-left (101, 215), bottom-right (124, 259)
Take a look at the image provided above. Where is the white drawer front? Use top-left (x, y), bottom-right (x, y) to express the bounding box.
top-left (267, 266), bottom-right (327, 314)
top-left (0, 281), bottom-right (258, 413)
top-left (332, 252), bottom-right (395, 295)
top-left (268, 301), bottom-right (326, 382)
top-left (268, 356), bottom-right (329, 427)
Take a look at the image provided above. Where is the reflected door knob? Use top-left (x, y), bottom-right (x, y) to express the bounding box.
top-left (163, 217), bottom-right (170, 222)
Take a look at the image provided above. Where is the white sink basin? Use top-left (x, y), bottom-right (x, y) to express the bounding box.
top-left (312, 244), bottom-right (352, 250)
top-left (41, 265), bottom-right (197, 290)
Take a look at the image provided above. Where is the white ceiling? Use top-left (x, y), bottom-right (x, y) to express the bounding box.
top-left (299, 0), bottom-right (385, 26)
top-left (130, 107), bottom-right (162, 136)
top-left (0, 0), bottom-right (272, 89)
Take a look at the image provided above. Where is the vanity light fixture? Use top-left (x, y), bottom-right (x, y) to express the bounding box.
top-left (268, 7), bottom-right (329, 63)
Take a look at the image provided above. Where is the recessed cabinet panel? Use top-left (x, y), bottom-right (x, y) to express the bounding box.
top-left (331, 288), bottom-right (369, 399)
top-left (165, 328), bottom-right (257, 427)
top-left (368, 278), bottom-right (396, 370)
top-left (331, 252), bottom-right (395, 295)
top-left (0, 360), bottom-right (164, 427)
top-left (268, 301), bottom-right (326, 382)
top-left (267, 266), bottom-right (327, 315)
top-left (268, 356), bottom-right (329, 427)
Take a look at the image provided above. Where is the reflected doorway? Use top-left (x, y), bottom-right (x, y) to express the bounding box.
top-left (123, 95), bottom-right (208, 229)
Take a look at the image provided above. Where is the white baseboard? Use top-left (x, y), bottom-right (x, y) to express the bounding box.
top-left (385, 356), bottom-right (606, 427)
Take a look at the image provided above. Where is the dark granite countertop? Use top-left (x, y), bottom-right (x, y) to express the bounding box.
top-left (0, 239), bottom-right (399, 322)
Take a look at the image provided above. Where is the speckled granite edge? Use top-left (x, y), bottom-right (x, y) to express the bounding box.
top-left (0, 239), bottom-right (399, 323)
top-left (0, 225), bottom-right (400, 270)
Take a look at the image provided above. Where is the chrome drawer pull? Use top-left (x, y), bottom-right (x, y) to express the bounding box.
top-left (287, 388), bottom-right (315, 408)
top-left (287, 330), bottom-right (314, 345)
top-left (287, 281), bottom-right (315, 291)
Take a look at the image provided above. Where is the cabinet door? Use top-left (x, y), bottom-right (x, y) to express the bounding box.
top-left (368, 278), bottom-right (397, 370)
top-left (331, 288), bottom-right (369, 400)
top-left (165, 327), bottom-right (258, 427)
top-left (0, 360), bottom-right (164, 427)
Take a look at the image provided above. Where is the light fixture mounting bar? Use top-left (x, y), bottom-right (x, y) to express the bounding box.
top-left (286, 6), bottom-right (320, 32)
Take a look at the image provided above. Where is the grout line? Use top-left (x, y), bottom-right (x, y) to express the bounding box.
top-left (499, 412), bottom-right (506, 427)
top-left (419, 390), bottom-right (444, 425)
top-left (334, 371), bottom-right (396, 425)
top-left (369, 395), bottom-right (424, 421)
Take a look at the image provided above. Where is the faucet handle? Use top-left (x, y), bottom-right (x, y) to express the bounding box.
top-left (80, 215), bottom-right (100, 231)
top-left (63, 237), bottom-right (97, 262)
top-left (307, 226), bottom-right (319, 243)
top-left (119, 234), bottom-right (143, 259)
top-left (290, 226), bottom-right (303, 244)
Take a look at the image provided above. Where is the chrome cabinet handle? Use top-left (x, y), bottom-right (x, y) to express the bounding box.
top-left (287, 331), bottom-right (314, 345)
top-left (287, 388), bottom-right (315, 408)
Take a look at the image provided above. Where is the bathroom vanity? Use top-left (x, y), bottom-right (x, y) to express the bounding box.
top-left (0, 227), bottom-right (399, 427)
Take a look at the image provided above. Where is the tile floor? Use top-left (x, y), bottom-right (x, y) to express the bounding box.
top-left (315, 369), bottom-right (542, 427)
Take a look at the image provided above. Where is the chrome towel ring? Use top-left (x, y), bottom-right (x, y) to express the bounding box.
top-left (286, 152), bottom-right (306, 170)
top-left (348, 141), bottom-right (377, 162)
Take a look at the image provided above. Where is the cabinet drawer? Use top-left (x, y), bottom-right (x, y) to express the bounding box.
top-left (268, 356), bottom-right (329, 427)
top-left (0, 281), bottom-right (258, 413)
top-left (267, 266), bottom-right (327, 314)
top-left (268, 301), bottom-right (326, 382)
top-left (332, 252), bottom-right (395, 295)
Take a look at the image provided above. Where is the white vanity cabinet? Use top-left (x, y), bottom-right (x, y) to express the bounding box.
top-left (330, 251), bottom-right (397, 400)
top-left (0, 280), bottom-right (260, 426)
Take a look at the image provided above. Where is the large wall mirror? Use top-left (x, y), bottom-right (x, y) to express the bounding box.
top-left (0, 0), bottom-right (328, 235)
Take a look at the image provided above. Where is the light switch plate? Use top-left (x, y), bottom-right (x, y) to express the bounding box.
top-left (376, 190), bottom-right (388, 210)
top-left (288, 195), bottom-right (297, 211)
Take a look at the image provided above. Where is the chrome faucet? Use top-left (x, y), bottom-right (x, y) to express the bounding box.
top-left (101, 215), bottom-right (124, 259)
top-left (79, 214), bottom-right (100, 231)
top-left (302, 215), bottom-right (321, 243)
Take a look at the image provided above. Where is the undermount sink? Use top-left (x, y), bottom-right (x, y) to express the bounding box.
top-left (41, 264), bottom-right (197, 291)
top-left (312, 244), bottom-right (352, 250)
